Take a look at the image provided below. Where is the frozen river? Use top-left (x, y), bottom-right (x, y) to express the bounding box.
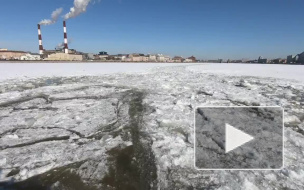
top-left (0, 62), bottom-right (303, 82)
top-left (0, 63), bottom-right (303, 189)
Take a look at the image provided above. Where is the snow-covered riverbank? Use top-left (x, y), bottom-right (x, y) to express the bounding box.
top-left (0, 64), bottom-right (303, 189)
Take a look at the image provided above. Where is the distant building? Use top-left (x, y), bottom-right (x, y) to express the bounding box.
top-left (287, 52), bottom-right (304, 64)
top-left (287, 55), bottom-right (294, 64)
top-left (85, 53), bottom-right (95, 60)
top-left (164, 56), bottom-right (172, 62)
top-left (94, 51), bottom-right (108, 60)
top-left (172, 56), bottom-right (183, 62)
top-left (156, 54), bottom-right (165, 62)
top-left (184, 58), bottom-right (192, 63)
top-left (119, 55), bottom-right (128, 61)
top-left (206, 59), bottom-right (222, 63)
top-left (228, 59), bottom-right (243, 63)
top-left (0, 50), bottom-right (27, 60)
top-left (68, 49), bottom-right (78, 54)
top-left (44, 53), bottom-right (83, 61)
top-left (82, 53), bottom-right (172, 62)
top-left (129, 54), bottom-right (144, 62)
top-left (188, 56), bottom-right (197, 62)
top-left (142, 56), bottom-right (149, 62)
top-left (246, 60), bottom-right (258, 63)
top-left (124, 57), bottom-right (132, 62)
top-left (99, 51), bottom-right (108, 55)
top-left (20, 53), bottom-right (41, 61)
top-left (106, 55), bottom-right (116, 61)
top-left (272, 58), bottom-right (286, 64)
top-left (297, 52), bottom-right (304, 63)
top-left (147, 54), bottom-right (157, 62)
top-left (109, 54), bottom-right (128, 61)
top-left (258, 56), bottom-right (267, 63)
top-left (94, 54), bottom-right (101, 60)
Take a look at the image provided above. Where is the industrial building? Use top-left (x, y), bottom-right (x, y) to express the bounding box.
top-left (287, 52), bottom-right (304, 64)
top-left (0, 49), bottom-right (27, 60)
top-left (20, 53), bottom-right (41, 60)
top-left (44, 52), bottom-right (82, 61)
top-left (37, 21), bottom-right (83, 61)
top-left (258, 56), bottom-right (268, 63)
top-left (297, 52), bottom-right (304, 63)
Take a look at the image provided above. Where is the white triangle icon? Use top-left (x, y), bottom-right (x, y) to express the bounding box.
top-left (225, 123), bottom-right (254, 153)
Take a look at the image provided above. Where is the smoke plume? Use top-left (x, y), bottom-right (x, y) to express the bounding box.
top-left (64, 0), bottom-right (92, 20)
top-left (56, 38), bottom-right (73, 49)
top-left (39, 8), bottom-right (63, 25)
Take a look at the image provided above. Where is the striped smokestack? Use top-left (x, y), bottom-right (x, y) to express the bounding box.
top-left (63, 21), bottom-right (69, 54)
top-left (37, 24), bottom-right (44, 55)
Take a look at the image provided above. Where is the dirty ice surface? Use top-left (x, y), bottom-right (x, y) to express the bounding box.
top-left (0, 63), bottom-right (304, 189)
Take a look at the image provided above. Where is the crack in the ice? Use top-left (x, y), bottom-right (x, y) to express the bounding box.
top-left (0, 135), bottom-right (70, 150)
top-left (12, 106), bottom-right (59, 111)
top-left (44, 126), bottom-right (86, 138)
top-left (0, 94), bottom-right (50, 107)
top-left (49, 95), bottom-right (110, 102)
top-left (196, 108), bottom-right (208, 121)
top-left (85, 121), bottom-right (120, 140)
top-left (197, 90), bottom-right (213, 96)
top-left (101, 90), bottom-right (158, 190)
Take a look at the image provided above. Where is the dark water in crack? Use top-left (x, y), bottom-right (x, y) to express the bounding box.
top-left (0, 90), bottom-right (158, 190)
top-left (101, 90), bottom-right (158, 190)
top-left (102, 145), bottom-right (141, 190)
top-left (0, 162), bottom-right (95, 190)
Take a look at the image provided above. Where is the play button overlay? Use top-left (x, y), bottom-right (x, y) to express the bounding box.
top-left (225, 123), bottom-right (254, 153)
top-left (195, 107), bottom-right (283, 170)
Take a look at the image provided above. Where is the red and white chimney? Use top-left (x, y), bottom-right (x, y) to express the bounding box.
top-left (63, 21), bottom-right (69, 54)
top-left (37, 24), bottom-right (44, 55)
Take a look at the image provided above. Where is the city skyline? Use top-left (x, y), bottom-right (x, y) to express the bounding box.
top-left (1, 0), bottom-right (304, 60)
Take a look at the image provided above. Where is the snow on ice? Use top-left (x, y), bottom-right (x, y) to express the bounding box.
top-left (0, 63), bottom-right (303, 189)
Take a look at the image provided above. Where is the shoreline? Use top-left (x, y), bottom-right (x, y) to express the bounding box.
top-left (0, 60), bottom-right (303, 65)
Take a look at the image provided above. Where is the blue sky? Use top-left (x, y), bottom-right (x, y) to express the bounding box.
top-left (0, 0), bottom-right (304, 59)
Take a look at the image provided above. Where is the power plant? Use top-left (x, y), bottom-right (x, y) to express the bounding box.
top-left (37, 21), bottom-right (83, 61)
top-left (63, 21), bottom-right (69, 54)
top-left (37, 24), bottom-right (44, 55)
